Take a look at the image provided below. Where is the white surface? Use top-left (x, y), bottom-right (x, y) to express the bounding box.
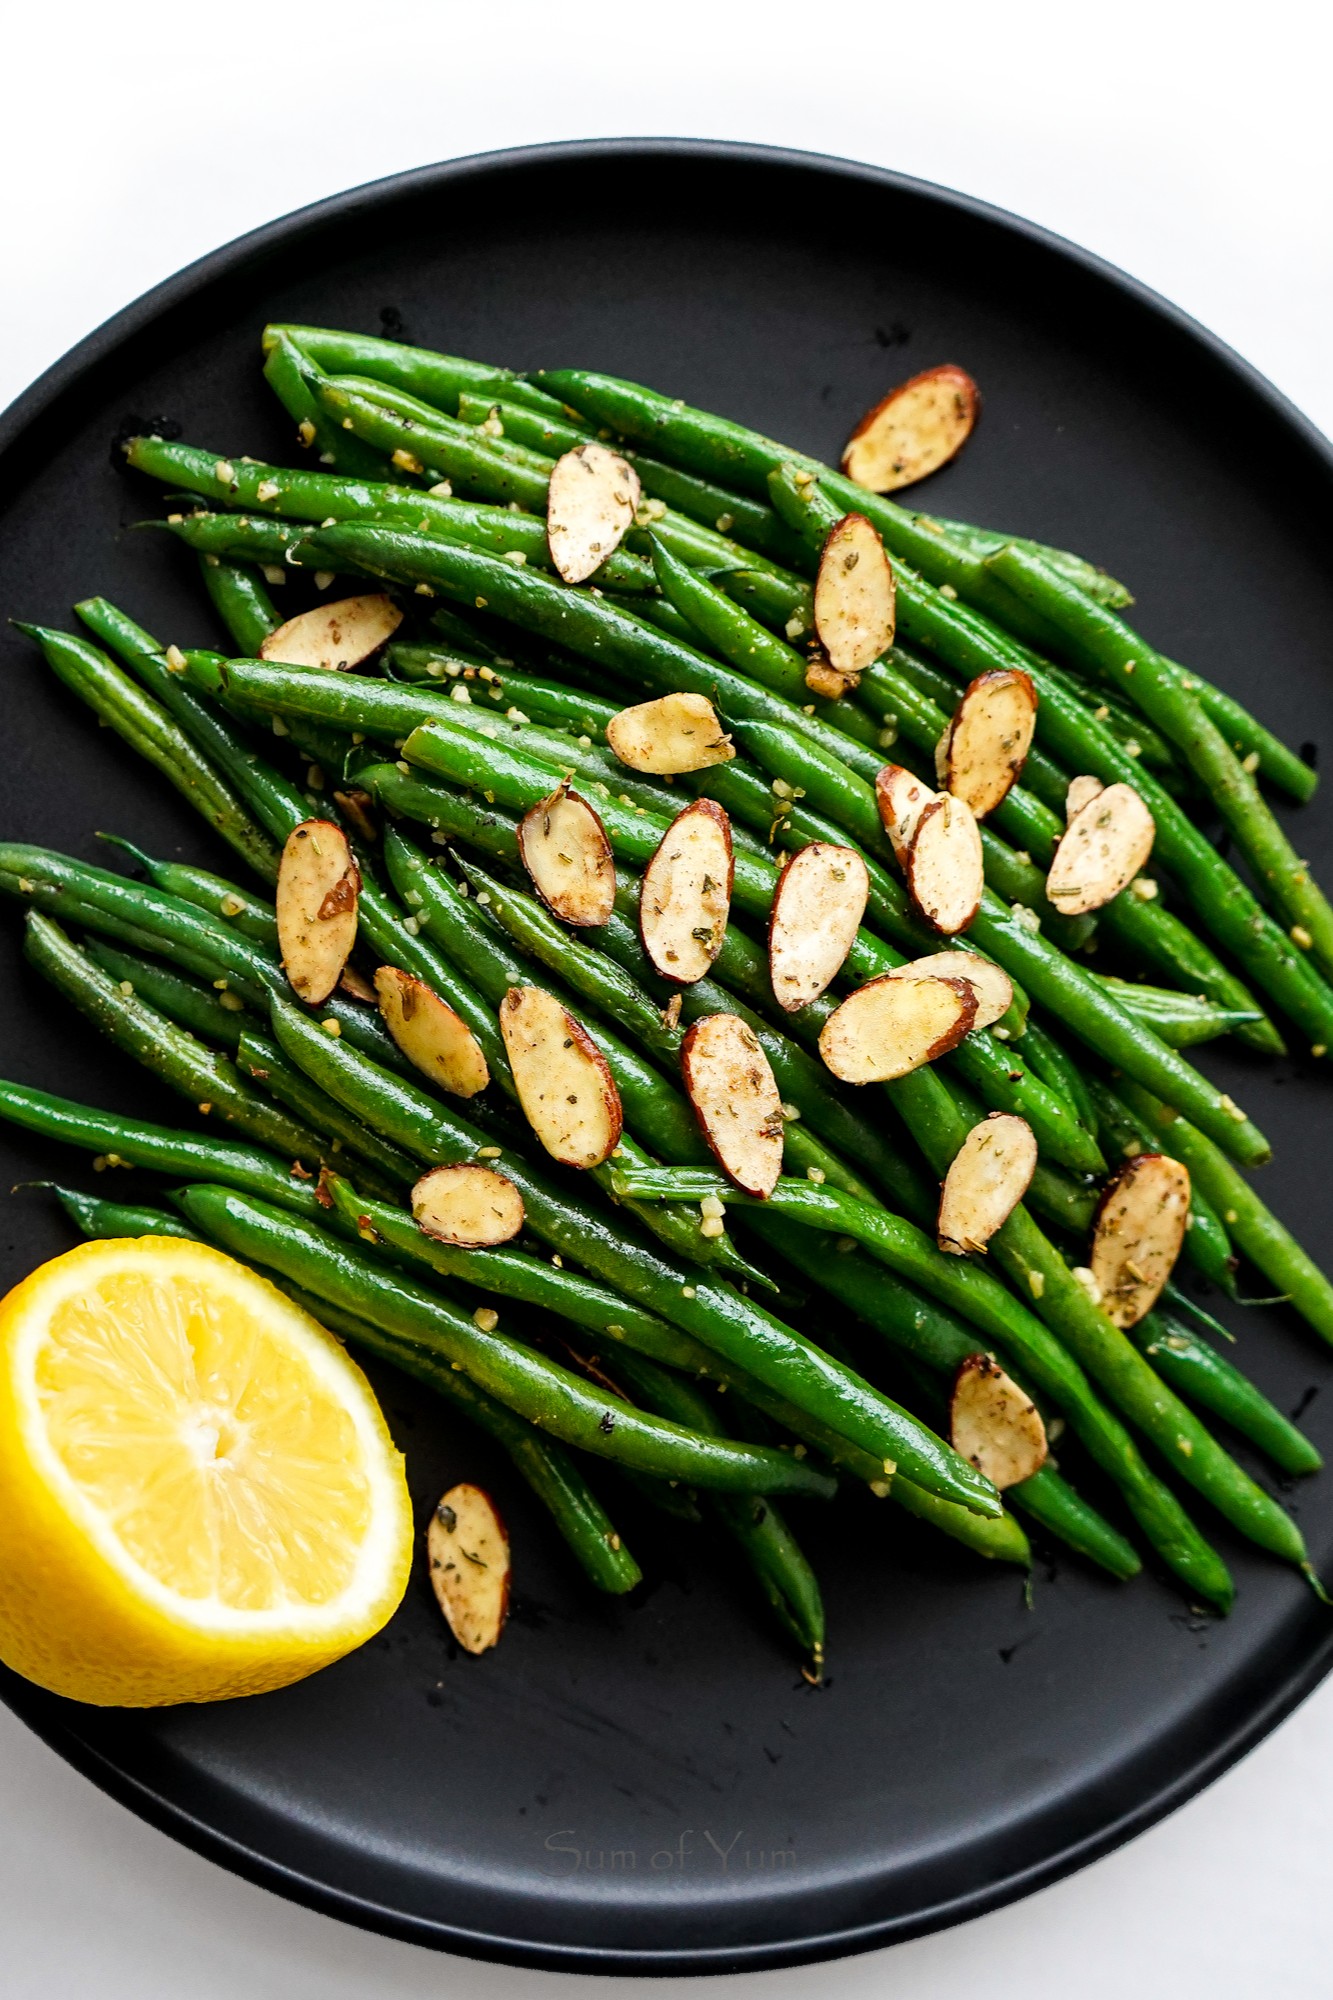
top-left (3, 0), bottom-right (1333, 1990)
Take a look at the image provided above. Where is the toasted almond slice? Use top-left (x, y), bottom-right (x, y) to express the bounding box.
top-left (1090, 1152), bottom-right (1191, 1327)
top-left (841, 365), bottom-right (980, 493)
top-left (499, 986), bottom-right (623, 1169)
top-left (339, 962), bottom-right (378, 1004)
top-left (376, 966), bottom-right (490, 1098)
top-left (950, 1355), bottom-right (1047, 1489)
top-left (937, 1113), bottom-right (1038, 1255)
top-left (905, 794), bottom-right (985, 935)
top-left (427, 1483), bottom-right (510, 1654)
top-left (605, 692), bottom-right (734, 775)
top-left (639, 798), bottom-right (733, 985)
top-left (411, 1164), bottom-right (524, 1246)
top-left (517, 782), bottom-right (616, 927)
top-left (939, 670), bottom-right (1038, 819)
top-left (875, 763), bottom-right (933, 865)
top-left (546, 441), bottom-right (642, 584)
top-left (813, 513), bottom-right (896, 677)
top-left (819, 973), bottom-right (976, 1084)
top-left (768, 843), bottom-right (869, 1011)
top-left (681, 1013), bottom-right (785, 1197)
top-left (1047, 781), bottom-right (1156, 916)
top-left (890, 950), bottom-right (1014, 1031)
top-left (1065, 774), bottom-right (1105, 823)
top-left (276, 819), bottom-right (360, 1004)
top-left (260, 593), bottom-right (402, 671)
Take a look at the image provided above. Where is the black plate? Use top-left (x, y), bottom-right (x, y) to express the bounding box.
top-left (2, 141), bottom-right (1333, 1975)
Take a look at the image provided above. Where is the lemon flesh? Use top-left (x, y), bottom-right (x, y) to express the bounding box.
top-left (0, 1237), bottom-right (413, 1705)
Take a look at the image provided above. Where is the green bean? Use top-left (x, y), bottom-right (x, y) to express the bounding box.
top-left (731, 714), bottom-right (1272, 1168)
top-left (530, 368), bottom-right (1311, 803)
top-left (290, 1298), bottom-right (645, 1594)
top-left (234, 1027), bottom-right (415, 1191)
top-left (305, 353), bottom-right (810, 593)
top-left (1153, 656), bottom-right (1317, 805)
top-left (84, 937), bottom-right (248, 1050)
top-left (49, 1174), bottom-right (644, 1592)
top-left (25, 912), bottom-right (327, 1167)
top-left (0, 837), bottom-right (407, 1074)
top-left (767, 469), bottom-right (1287, 1050)
top-left (923, 514), bottom-right (1135, 611)
top-left (1084, 1074), bottom-right (1238, 1296)
top-left (158, 479), bottom-right (657, 593)
top-left (98, 836), bottom-right (280, 947)
top-left (357, 743), bottom-right (1102, 1175)
top-left (1130, 1312), bottom-right (1322, 1477)
top-left (267, 994), bottom-right (999, 1512)
top-left (173, 1184), bottom-right (835, 1498)
top-left (450, 848), bottom-right (934, 1223)
top-left (44, 1182), bottom-right (201, 1242)
top-left (275, 516), bottom-right (899, 782)
top-left (454, 391), bottom-right (809, 569)
top-left (73, 603), bottom-right (309, 854)
top-left (621, 1165), bottom-right (1310, 1576)
top-left (263, 332), bottom-right (389, 476)
top-left (1088, 977), bottom-right (1262, 1048)
top-left (735, 1208), bottom-right (1142, 1577)
top-left (870, 1063), bottom-right (1299, 1570)
top-left (602, 1343), bottom-right (827, 1656)
top-left (1118, 1079), bottom-right (1333, 1348)
top-left (19, 623), bottom-right (280, 881)
top-left (1014, 1020), bottom-right (1099, 1141)
top-left (987, 546), bottom-right (1333, 982)
top-left (266, 322), bottom-right (566, 420)
top-left (201, 555), bottom-right (284, 654)
top-left (348, 834), bottom-right (773, 1290)
top-left (325, 1176), bottom-right (1028, 1566)
top-left (610, 1163), bottom-right (1225, 1600)
top-left (0, 1077), bottom-right (322, 1216)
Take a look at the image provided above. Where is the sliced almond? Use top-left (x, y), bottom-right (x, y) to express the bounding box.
top-left (1065, 774), bottom-right (1105, 823)
top-left (937, 1113), bottom-right (1038, 1255)
top-left (339, 962), bottom-right (378, 1004)
top-left (546, 441), bottom-right (642, 584)
top-left (376, 966), bottom-right (490, 1098)
top-left (639, 798), bottom-right (733, 985)
top-left (950, 1355), bottom-right (1047, 1489)
top-left (517, 781), bottom-right (616, 927)
top-left (499, 985), bottom-right (623, 1168)
top-left (260, 593), bottom-right (402, 671)
top-left (681, 1013), bottom-right (785, 1197)
top-left (938, 670), bottom-right (1038, 819)
top-left (427, 1483), bottom-right (510, 1654)
top-left (276, 819), bottom-right (360, 1004)
top-left (875, 763), bottom-right (933, 865)
top-left (842, 364), bottom-right (980, 493)
top-left (605, 692), bottom-right (734, 775)
top-left (1089, 1152), bottom-right (1191, 1327)
top-left (819, 973), bottom-right (976, 1084)
top-left (768, 843), bottom-right (869, 1011)
top-left (1047, 782), bottom-right (1156, 916)
top-left (905, 795), bottom-right (985, 935)
top-left (411, 1163), bottom-right (523, 1246)
top-left (890, 950), bottom-right (1013, 1031)
top-left (813, 513), bottom-right (896, 677)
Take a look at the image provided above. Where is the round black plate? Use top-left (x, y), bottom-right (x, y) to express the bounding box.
top-left (2, 141), bottom-right (1332, 1975)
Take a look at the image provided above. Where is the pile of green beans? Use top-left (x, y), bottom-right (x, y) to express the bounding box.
top-left (1, 319), bottom-right (1328, 1664)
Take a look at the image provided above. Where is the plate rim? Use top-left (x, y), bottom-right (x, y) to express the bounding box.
top-left (3, 135), bottom-right (1333, 1975)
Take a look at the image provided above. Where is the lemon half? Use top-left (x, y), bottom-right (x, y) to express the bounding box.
top-left (0, 1237), bottom-right (413, 1706)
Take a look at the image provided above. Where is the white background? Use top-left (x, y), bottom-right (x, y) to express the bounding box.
top-left (3, 1), bottom-right (1333, 1992)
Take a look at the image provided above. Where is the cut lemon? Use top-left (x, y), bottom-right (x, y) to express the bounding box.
top-left (0, 1237), bottom-right (413, 1706)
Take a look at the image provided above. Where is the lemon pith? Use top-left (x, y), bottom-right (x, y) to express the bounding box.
top-left (0, 1237), bottom-right (413, 1706)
